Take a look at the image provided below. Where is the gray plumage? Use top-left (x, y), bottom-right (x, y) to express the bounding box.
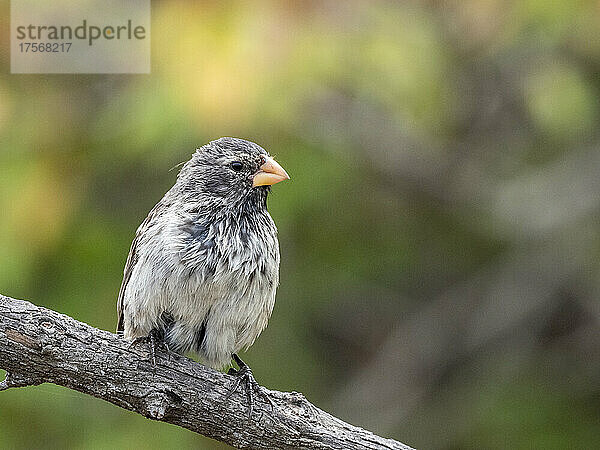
top-left (117, 137), bottom-right (287, 369)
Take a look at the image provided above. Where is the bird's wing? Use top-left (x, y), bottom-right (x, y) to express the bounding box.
top-left (116, 203), bottom-right (163, 334)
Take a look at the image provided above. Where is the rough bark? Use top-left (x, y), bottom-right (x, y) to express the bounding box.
top-left (0, 294), bottom-right (413, 450)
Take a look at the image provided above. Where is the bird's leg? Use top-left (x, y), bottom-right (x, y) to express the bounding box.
top-left (148, 330), bottom-right (158, 366)
top-left (226, 354), bottom-right (274, 418)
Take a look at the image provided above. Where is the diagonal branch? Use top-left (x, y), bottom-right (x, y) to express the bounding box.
top-left (0, 294), bottom-right (413, 450)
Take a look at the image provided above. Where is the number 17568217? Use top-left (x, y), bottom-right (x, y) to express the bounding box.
top-left (19, 42), bottom-right (72, 53)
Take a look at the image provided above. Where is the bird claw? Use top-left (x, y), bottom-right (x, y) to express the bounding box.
top-left (128, 330), bottom-right (171, 366)
top-left (226, 354), bottom-right (274, 418)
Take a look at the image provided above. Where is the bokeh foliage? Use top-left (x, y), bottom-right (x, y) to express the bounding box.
top-left (1, 1), bottom-right (599, 448)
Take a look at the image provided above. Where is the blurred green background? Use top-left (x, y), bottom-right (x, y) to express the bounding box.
top-left (1, 1), bottom-right (600, 449)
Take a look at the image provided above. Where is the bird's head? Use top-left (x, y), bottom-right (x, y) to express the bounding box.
top-left (177, 137), bottom-right (289, 211)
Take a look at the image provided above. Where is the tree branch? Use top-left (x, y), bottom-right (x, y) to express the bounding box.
top-left (0, 294), bottom-right (413, 450)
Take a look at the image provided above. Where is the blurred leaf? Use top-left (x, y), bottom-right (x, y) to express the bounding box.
top-left (525, 62), bottom-right (597, 140)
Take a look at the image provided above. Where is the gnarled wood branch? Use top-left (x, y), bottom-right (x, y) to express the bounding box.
top-left (0, 294), bottom-right (413, 450)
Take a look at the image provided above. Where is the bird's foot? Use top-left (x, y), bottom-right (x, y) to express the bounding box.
top-left (128, 330), bottom-right (171, 366)
top-left (226, 354), bottom-right (274, 418)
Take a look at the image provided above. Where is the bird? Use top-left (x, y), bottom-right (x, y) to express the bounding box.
top-left (116, 137), bottom-right (289, 399)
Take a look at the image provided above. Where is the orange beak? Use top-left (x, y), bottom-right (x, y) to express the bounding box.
top-left (252, 156), bottom-right (290, 187)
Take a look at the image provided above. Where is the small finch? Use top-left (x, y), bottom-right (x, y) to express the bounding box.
top-left (116, 137), bottom-right (289, 394)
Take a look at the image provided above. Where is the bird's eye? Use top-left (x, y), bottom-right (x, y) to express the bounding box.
top-left (230, 161), bottom-right (243, 172)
